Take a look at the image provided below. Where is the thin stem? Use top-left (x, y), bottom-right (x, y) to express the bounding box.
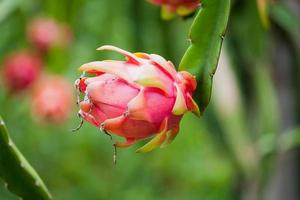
top-left (102, 129), bottom-right (117, 165)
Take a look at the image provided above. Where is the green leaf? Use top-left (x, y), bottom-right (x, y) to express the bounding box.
top-left (0, 0), bottom-right (20, 23)
top-left (0, 116), bottom-right (52, 200)
top-left (259, 128), bottom-right (300, 157)
top-left (270, 3), bottom-right (300, 36)
top-left (179, 0), bottom-right (231, 113)
top-left (279, 128), bottom-right (300, 153)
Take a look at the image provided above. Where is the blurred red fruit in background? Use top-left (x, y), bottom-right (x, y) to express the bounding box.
top-left (27, 17), bottom-right (72, 51)
top-left (149, 0), bottom-right (200, 19)
top-left (1, 51), bottom-right (42, 93)
top-left (31, 75), bottom-right (73, 123)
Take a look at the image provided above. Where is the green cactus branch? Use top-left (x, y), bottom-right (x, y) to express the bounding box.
top-left (179, 0), bottom-right (231, 113)
top-left (0, 115), bottom-right (52, 200)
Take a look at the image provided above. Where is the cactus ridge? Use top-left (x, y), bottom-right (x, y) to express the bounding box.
top-left (0, 116), bottom-right (52, 200)
top-left (179, 0), bottom-right (231, 113)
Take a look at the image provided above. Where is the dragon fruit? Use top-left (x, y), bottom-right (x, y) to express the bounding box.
top-left (1, 51), bottom-right (42, 93)
top-left (149, 0), bottom-right (200, 18)
top-left (75, 45), bottom-right (199, 152)
top-left (27, 17), bottom-right (72, 51)
top-left (31, 75), bottom-right (73, 123)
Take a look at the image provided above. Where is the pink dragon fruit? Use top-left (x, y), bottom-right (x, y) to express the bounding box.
top-left (75, 45), bottom-right (199, 152)
top-left (149, 0), bottom-right (200, 18)
top-left (27, 17), bottom-right (72, 51)
top-left (1, 51), bottom-right (42, 92)
top-left (31, 75), bottom-right (73, 123)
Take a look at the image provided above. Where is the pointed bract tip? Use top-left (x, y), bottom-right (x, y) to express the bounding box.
top-left (187, 94), bottom-right (200, 117)
top-left (96, 45), bottom-right (115, 51)
top-left (135, 118), bottom-right (168, 153)
top-left (78, 64), bottom-right (88, 72)
top-left (192, 105), bottom-right (201, 117)
top-left (78, 66), bottom-right (84, 72)
top-left (97, 45), bottom-right (141, 64)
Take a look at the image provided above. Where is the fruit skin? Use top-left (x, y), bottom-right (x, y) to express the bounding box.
top-left (30, 75), bottom-right (73, 123)
top-left (27, 17), bottom-right (72, 51)
top-left (148, 0), bottom-right (200, 19)
top-left (1, 51), bottom-right (42, 92)
top-left (76, 45), bottom-right (199, 152)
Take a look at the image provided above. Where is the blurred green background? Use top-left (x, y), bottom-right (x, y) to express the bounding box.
top-left (0, 0), bottom-right (299, 199)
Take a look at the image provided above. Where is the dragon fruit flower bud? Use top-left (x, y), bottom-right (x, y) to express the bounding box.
top-left (27, 17), bottom-right (72, 51)
top-left (76, 45), bottom-right (199, 153)
top-left (1, 51), bottom-right (42, 92)
top-left (149, 0), bottom-right (200, 19)
top-left (31, 75), bottom-right (73, 123)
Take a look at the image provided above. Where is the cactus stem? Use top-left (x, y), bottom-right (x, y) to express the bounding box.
top-left (0, 115), bottom-right (52, 199)
top-left (8, 140), bottom-right (13, 147)
top-left (179, 0), bottom-right (231, 112)
top-left (35, 180), bottom-right (40, 186)
top-left (4, 182), bottom-right (8, 189)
